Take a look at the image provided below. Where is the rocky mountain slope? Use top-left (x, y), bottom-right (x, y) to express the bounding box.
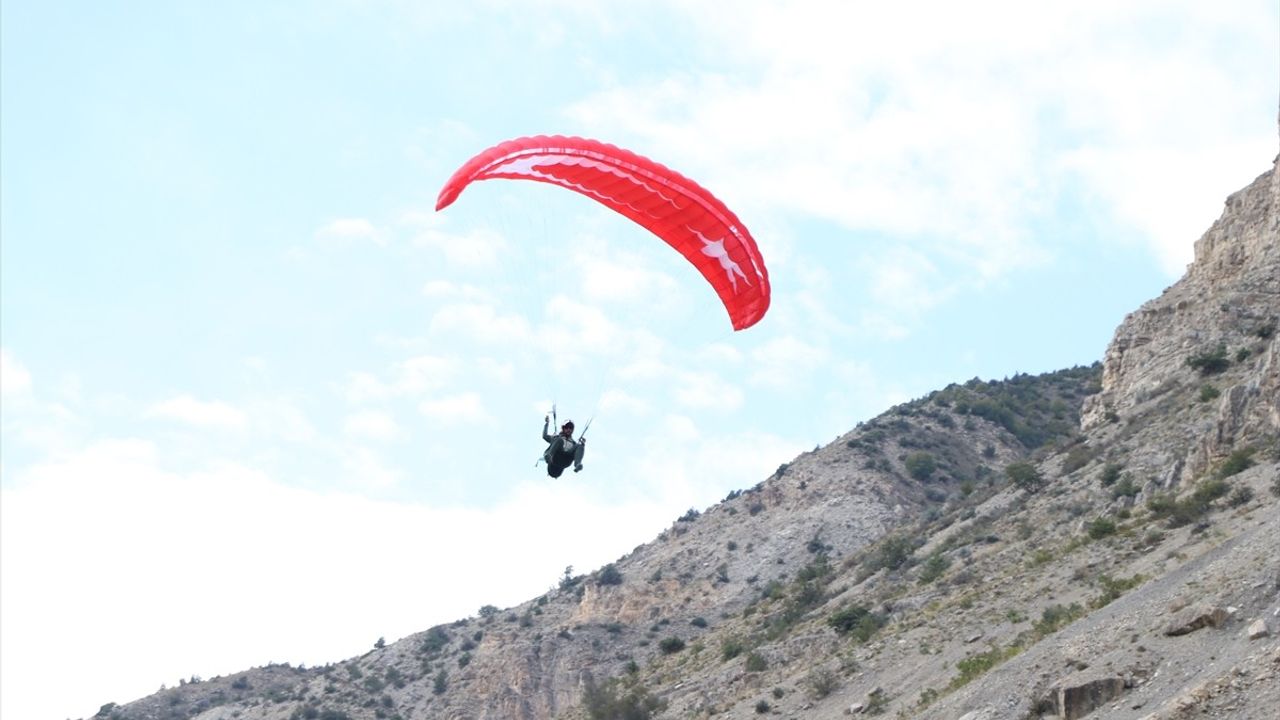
top-left (92, 152), bottom-right (1278, 720)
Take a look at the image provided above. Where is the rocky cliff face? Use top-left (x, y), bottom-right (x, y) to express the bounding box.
top-left (1082, 151), bottom-right (1279, 482)
top-left (93, 153), bottom-right (1278, 720)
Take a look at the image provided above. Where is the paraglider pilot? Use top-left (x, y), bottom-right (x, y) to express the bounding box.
top-left (543, 416), bottom-right (585, 477)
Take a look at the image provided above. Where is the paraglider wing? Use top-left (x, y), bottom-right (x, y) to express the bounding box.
top-left (435, 135), bottom-right (769, 331)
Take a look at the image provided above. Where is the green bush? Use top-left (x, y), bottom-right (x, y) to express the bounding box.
top-left (1146, 492), bottom-right (1177, 517)
top-left (1187, 346), bottom-right (1230, 375)
top-left (597, 564), bottom-right (623, 586)
top-left (745, 652), bottom-right (767, 672)
top-left (1217, 447), bottom-right (1255, 478)
top-left (722, 637), bottom-right (746, 660)
top-left (1086, 517), bottom-right (1117, 540)
top-left (1199, 384), bottom-right (1221, 402)
top-left (918, 687), bottom-right (940, 708)
top-left (582, 676), bottom-right (665, 720)
top-left (1227, 486), bottom-right (1255, 508)
top-left (1099, 463), bottom-right (1122, 487)
top-left (917, 553), bottom-right (952, 584)
top-left (1005, 462), bottom-right (1045, 492)
top-left (827, 604), bottom-right (887, 642)
top-left (1151, 478), bottom-right (1233, 527)
top-left (870, 534), bottom-right (915, 572)
top-left (1027, 548), bottom-right (1054, 567)
top-left (1034, 603), bottom-right (1084, 636)
top-left (806, 667), bottom-right (839, 699)
top-left (951, 648), bottom-right (1005, 688)
top-left (1062, 445), bottom-right (1097, 473)
top-left (905, 452), bottom-right (938, 481)
top-left (1110, 476), bottom-right (1140, 499)
top-left (1091, 574), bottom-right (1144, 608)
top-left (658, 637), bottom-right (685, 654)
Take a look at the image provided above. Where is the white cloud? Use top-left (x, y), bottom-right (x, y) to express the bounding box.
top-left (0, 439), bottom-right (675, 720)
top-left (575, 246), bottom-right (681, 305)
top-left (599, 388), bottom-right (653, 418)
top-left (344, 371), bottom-right (392, 404)
top-left (616, 356), bottom-right (670, 382)
top-left (673, 369), bottom-right (744, 411)
top-left (429, 303), bottom-right (534, 346)
top-left (540, 295), bottom-right (626, 361)
top-left (345, 356), bottom-right (460, 403)
top-left (343, 410), bottom-right (404, 441)
top-left (418, 392), bottom-right (493, 425)
top-left (145, 395), bottom-right (247, 431)
top-left (1060, 141), bottom-right (1269, 274)
top-left (406, 211), bottom-right (509, 270)
top-left (630, 422), bottom-right (805, 505)
top-left (568, 0), bottom-right (1277, 284)
top-left (695, 342), bottom-right (744, 367)
top-left (396, 355), bottom-right (461, 395)
top-left (340, 445), bottom-right (404, 489)
top-left (475, 357), bottom-right (515, 383)
top-left (315, 218), bottom-right (384, 246)
top-left (422, 280), bottom-right (492, 302)
top-left (865, 247), bottom-right (947, 317)
top-left (1, 349), bottom-right (32, 397)
top-left (248, 399), bottom-right (316, 444)
top-left (749, 335), bottom-right (828, 389)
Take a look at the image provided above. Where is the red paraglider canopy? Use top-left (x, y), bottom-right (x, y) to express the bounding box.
top-left (435, 135), bottom-right (769, 331)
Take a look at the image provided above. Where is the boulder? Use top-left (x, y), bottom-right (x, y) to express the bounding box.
top-left (1164, 604), bottom-right (1230, 636)
top-left (1040, 675), bottom-right (1127, 720)
top-left (1247, 618), bottom-right (1270, 640)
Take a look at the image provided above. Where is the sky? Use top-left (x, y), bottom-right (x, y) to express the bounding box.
top-left (1, 1), bottom-right (1276, 718)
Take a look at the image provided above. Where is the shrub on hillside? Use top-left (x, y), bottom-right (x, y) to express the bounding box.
top-left (1227, 486), bottom-right (1254, 508)
top-left (1034, 603), bottom-right (1084, 636)
top-left (1217, 447), bottom-right (1255, 478)
top-left (1098, 463), bottom-right (1123, 487)
top-left (1062, 444), bottom-right (1097, 474)
top-left (1110, 476), bottom-right (1140, 499)
top-left (722, 637), bottom-right (746, 660)
top-left (582, 676), bottom-right (665, 720)
top-left (1147, 479), bottom-right (1232, 527)
top-left (827, 604), bottom-right (887, 642)
top-left (1005, 462), bottom-right (1044, 492)
top-left (905, 452), bottom-right (938, 481)
top-left (864, 534), bottom-right (915, 574)
top-left (806, 667), bottom-right (839, 699)
top-left (658, 637), bottom-right (685, 654)
top-left (597, 564), bottom-right (623, 586)
top-left (1187, 346), bottom-right (1230, 375)
top-left (1086, 517), bottom-right (1117, 540)
top-left (917, 553), bottom-right (952, 584)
